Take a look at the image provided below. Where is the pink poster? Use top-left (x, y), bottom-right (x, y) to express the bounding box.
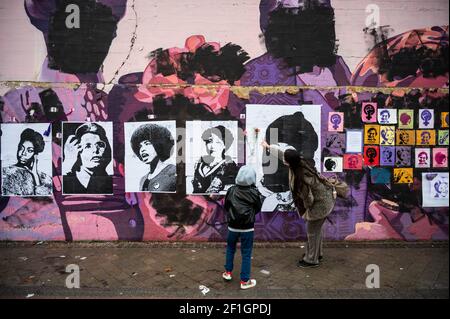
top-left (433, 148), bottom-right (448, 168)
top-left (328, 112), bottom-right (344, 132)
top-left (362, 102), bottom-right (377, 123)
top-left (344, 154), bottom-right (363, 170)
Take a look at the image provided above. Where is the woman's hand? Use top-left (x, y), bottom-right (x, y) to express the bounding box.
top-left (31, 156), bottom-right (41, 186)
top-left (261, 140), bottom-right (270, 150)
top-left (63, 135), bottom-right (81, 175)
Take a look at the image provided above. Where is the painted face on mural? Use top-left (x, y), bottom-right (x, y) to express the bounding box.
top-left (25, 0), bottom-right (128, 74)
top-left (366, 148), bottom-right (377, 162)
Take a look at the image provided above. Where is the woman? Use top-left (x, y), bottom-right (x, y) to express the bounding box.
top-left (192, 125), bottom-right (238, 194)
top-left (2, 128), bottom-right (52, 196)
top-left (130, 124), bottom-right (176, 192)
top-left (63, 123), bottom-right (113, 194)
top-left (262, 140), bottom-right (336, 268)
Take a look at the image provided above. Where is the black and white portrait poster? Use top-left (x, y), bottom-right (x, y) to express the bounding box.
top-left (422, 173), bottom-right (449, 208)
top-left (1, 123), bottom-right (53, 197)
top-left (124, 121), bottom-right (177, 193)
top-left (246, 104), bottom-right (322, 212)
top-left (62, 122), bottom-right (114, 195)
top-left (185, 121), bottom-right (239, 195)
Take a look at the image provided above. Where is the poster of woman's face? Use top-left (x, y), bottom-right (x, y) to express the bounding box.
top-left (416, 130), bottom-right (436, 146)
top-left (124, 121), bottom-right (177, 193)
top-left (246, 104), bottom-right (322, 212)
top-left (380, 126), bottom-right (395, 146)
top-left (433, 148), bottom-right (448, 168)
top-left (422, 173), bottom-right (449, 208)
top-left (395, 147), bottom-right (412, 167)
top-left (398, 110), bottom-right (414, 129)
top-left (378, 109), bottom-right (397, 125)
top-left (323, 157), bottom-right (343, 173)
top-left (419, 109), bottom-right (435, 129)
top-left (396, 130), bottom-right (415, 146)
top-left (415, 148), bottom-right (431, 168)
top-left (186, 121), bottom-right (239, 195)
top-left (62, 122), bottom-right (114, 195)
top-left (364, 125), bottom-right (380, 145)
top-left (380, 146), bottom-right (395, 166)
top-left (1, 123), bottom-right (53, 196)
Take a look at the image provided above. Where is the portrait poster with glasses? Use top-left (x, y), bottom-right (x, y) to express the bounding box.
top-left (185, 121), bottom-right (239, 195)
top-left (124, 121), bottom-right (177, 193)
top-left (422, 173), bottom-right (449, 208)
top-left (245, 104), bottom-right (321, 212)
top-left (62, 122), bottom-right (114, 195)
top-left (1, 123), bottom-right (53, 197)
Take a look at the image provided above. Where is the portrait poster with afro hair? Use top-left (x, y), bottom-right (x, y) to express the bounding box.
top-left (185, 121), bottom-right (239, 195)
top-left (124, 121), bottom-right (177, 193)
top-left (1, 123), bottom-right (53, 197)
top-left (422, 173), bottom-right (449, 208)
top-left (245, 104), bottom-right (321, 212)
top-left (62, 122), bottom-right (114, 195)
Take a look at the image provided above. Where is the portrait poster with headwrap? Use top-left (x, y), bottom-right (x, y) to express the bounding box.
top-left (422, 173), bottom-right (449, 208)
top-left (124, 121), bottom-right (177, 193)
top-left (185, 121), bottom-right (239, 195)
top-left (245, 104), bottom-right (321, 212)
top-left (1, 123), bottom-right (53, 197)
top-left (61, 122), bottom-right (114, 195)
top-left (398, 110), bottom-right (414, 129)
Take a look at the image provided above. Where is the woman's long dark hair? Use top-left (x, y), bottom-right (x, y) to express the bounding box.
top-left (284, 149), bottom-right (317, 195)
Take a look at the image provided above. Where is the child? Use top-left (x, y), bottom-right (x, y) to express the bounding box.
top-left (222, 165), bottom-right (262, 290)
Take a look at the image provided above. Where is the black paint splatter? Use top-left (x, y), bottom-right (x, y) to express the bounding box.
top-left (47, 0), bottom-right (119, 74)
top-left (149, 43), bottom-right (250, 85)
top-left (263, 5), bottom-right (338, 73)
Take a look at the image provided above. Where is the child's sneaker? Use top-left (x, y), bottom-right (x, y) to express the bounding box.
top-left (240, 279), bottom-right (257, 290)
top-left (222, 271), bottom-right (232, 281)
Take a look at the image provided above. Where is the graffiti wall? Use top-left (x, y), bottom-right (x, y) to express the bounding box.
top-left (0, 0), bottom-right (448, 242)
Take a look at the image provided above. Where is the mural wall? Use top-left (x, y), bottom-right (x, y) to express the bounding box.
top-left (0, 0), bottom-right (448, 241)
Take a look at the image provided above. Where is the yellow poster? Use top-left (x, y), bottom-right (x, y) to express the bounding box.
top-left (396, 130), bottom-right (415, 146)
top-left (393, 168), bottom-right (414, 184)
top-left (416, 130), bottom-right (436, 146)
top-left (364, 124), bottom-right (380, 145)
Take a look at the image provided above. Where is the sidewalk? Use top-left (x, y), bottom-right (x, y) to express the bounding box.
top-left (0, 242), bottom-right (448, 299)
